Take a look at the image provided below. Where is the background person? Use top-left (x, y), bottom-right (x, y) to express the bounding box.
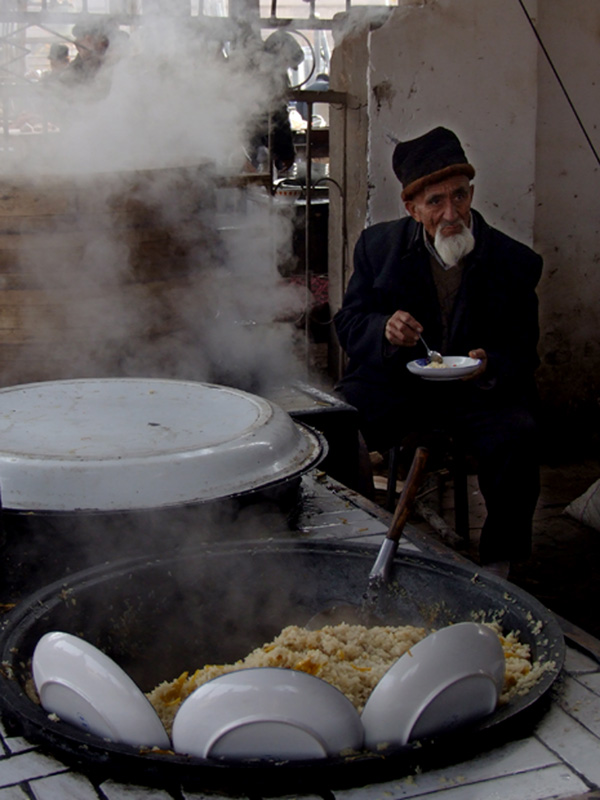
top-left (334, 126), bottom-right (543, 577)
top-left (47, 43), bottom-right (70, 76)
top-left (294, 72), bottom-right (329, 126)
top-left (245, 30), bottom-right (304, 174)
top-left (60, 20), bottom-right (114, 89)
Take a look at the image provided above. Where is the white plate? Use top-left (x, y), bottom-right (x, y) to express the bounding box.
top-left (406, 356), bottom-right (481, 381)
top-left (0, 378), bottom-right (325, 512)
top-left (32, 632), bottom-right (170, 749)
top-left (361, 622), bottom-right (505, 749)
top-left (172, 667), bottom-right (364, 761)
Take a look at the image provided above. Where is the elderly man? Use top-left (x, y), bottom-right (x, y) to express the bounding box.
top-left (334, 126), bottom-right (542, 576)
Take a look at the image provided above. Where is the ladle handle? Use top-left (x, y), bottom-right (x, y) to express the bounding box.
top-left (386, 445), bottom-right (429, 543)
top-left (368, 445), bottom-right (429, 585)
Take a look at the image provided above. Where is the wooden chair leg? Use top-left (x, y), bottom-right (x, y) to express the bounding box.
top-left (386, 437), bottom-right (470, 543)
top-left (451, 446), bottom-right (470, 541)
top-left (386, 445), bottom-right (401, 511)
top-left (357, 432), bottom-right (376, 501)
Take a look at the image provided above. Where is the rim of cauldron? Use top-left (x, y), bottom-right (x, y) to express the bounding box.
top-left (0, 540), bottom-right (566, 795)
top-left (0, 422), bottom-right (327, 519)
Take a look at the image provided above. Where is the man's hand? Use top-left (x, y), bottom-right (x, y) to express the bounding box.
top-left (462, 348), bottom-right (487, 380)
top-left (385, 311), bottom-right (422, 347)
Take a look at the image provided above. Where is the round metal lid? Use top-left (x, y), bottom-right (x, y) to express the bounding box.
top-left (0, 379), bottom-right (325, 512)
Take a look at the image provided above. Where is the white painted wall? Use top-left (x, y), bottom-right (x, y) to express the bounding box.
top-left (533, 0), bottom-right (600, 428)
top-left (366, 0), bottom-right (538, 243)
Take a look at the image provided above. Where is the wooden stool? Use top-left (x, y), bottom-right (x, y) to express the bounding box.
top-left (385, 437), bottom-right (471, 541)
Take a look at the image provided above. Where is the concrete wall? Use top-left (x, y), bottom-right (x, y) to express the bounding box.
top-left (367, 0), bottom-right (538, 244)
top-left (329, 0), bottom-right (600, 446)
top-left (534, 0), bottom-right (600, 439)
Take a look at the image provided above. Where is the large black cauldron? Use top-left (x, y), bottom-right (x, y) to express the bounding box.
top-left (0, 540), bottom-right (564, 796)
top-left (0, 378), bottom-right (329, 602)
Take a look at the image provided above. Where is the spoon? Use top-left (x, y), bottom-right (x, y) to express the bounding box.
top-left (419, 335), bottom-right (443, 364)
top-left (307, 446), bottom-right (430, 629)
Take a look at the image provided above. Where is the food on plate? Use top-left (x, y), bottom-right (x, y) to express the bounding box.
top-left (424, 360), bottom-right (447, 369)
top-left (147, 622), bottom-right (549, 737)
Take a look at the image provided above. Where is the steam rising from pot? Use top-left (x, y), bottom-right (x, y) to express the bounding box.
top-left (0, 14), bottom-right (309, 393)
top-left (0, 15), bottom-right (327, 603)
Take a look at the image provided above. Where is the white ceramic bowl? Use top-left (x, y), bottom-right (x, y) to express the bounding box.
top-left (361, 622), bottom-right (505, 750)
top-left (32, 632), bottom-right (170, 750)
top-left (406, 356), bottom-right (481, 381)
top-left (172, 667), bottom-right (364, 761)
top-left (274, 181), bottom-right (303, 202)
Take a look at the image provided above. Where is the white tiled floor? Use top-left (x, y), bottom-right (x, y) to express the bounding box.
top-left (1, 474), bottom-right (599, 800)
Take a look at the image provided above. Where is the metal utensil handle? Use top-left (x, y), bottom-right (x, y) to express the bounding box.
top-left (368, 446), bottom-right (429, 584)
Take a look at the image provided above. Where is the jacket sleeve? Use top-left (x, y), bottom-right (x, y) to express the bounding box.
top-left (474, 236), bottom-right (543, 394)
top-left (333, 229), bottom-right (391, 368)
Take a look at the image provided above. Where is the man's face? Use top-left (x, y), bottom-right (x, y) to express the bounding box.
top-left (74, 34), bottom-right (95, 60)
top-left (75, 33), bottom-right (108, 61)
top-left (405, 174), bottom-right (474, 240)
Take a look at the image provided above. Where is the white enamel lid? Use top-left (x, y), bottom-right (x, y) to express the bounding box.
top-left (0, 378), bottom-right (325, 512)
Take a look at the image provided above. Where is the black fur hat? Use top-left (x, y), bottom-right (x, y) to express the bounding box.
top-left (392, 127), bottom-right (475, 201)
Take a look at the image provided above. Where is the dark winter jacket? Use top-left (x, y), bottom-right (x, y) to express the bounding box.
top-left (334, 209), bottom-right (542, 426)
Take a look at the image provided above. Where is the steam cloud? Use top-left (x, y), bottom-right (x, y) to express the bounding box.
top-left (0, 14), bottom-right (309, 393)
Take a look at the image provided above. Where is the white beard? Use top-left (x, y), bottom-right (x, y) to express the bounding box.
top-left (434, 222), bottom-right (475, 267)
